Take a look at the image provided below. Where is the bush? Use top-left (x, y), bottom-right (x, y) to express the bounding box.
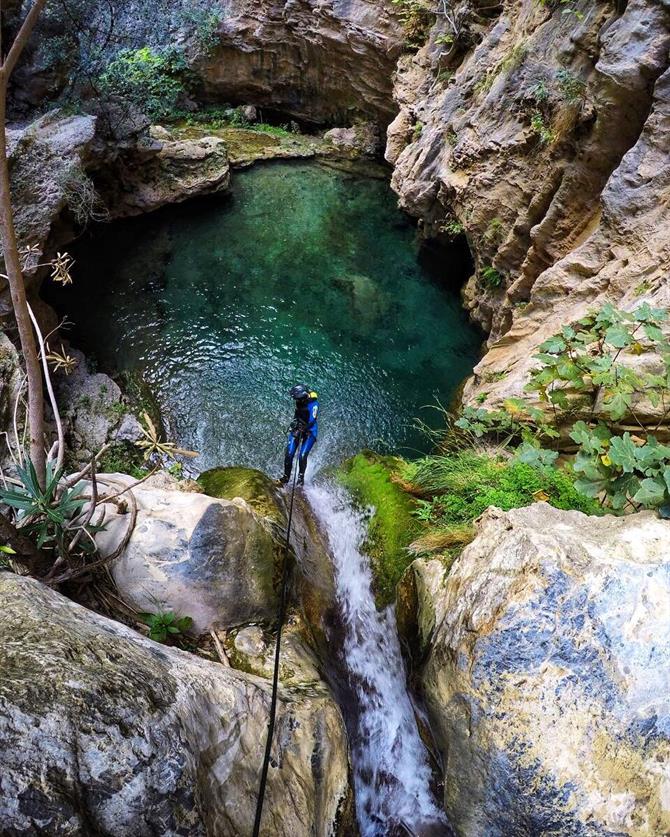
top-left (458, 303), bottom-right (670, 514)
top-left (481, 265), bottom-right (503, 289)
top-left (98, 47), bottom-right (191, 120)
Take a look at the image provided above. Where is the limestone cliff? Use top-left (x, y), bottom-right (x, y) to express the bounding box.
top-left (387, 0), bottom-right (670, 416)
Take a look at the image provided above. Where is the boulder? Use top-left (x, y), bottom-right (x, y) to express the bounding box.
top-left (54, 349), bottom-right (143, 465)
top-left (95, 476), bottom-right (284, 633)
top-left (323, 122), bottom-right (381, 156)
top-left (101, 130), bottom-right (231, 218)
top-left (412, 503), bottom-right (670, 836)
top-left (0, 572), bottom-right (354, 836)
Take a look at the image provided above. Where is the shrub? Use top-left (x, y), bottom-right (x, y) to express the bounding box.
top-left (406, 450), bottom-right (601, 522)
top-left (98, 47), bottom-right (191, 120)
top-left (481, 265), bottom-right (503, 289)
top-left (458, 303), bottom-right (670, 514)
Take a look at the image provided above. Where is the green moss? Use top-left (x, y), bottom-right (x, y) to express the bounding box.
top-left (198, 467), bottom-right (284, 524)
top-left (336, 451), bottom-right (419, 607)
top-left (98, 442), bottom-right (149, 480)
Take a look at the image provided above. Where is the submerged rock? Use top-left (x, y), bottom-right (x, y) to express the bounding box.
top-left (412, 503), bottom-right (670, 836)
top-left (96, 475), bottom-right (283, 633)
top-left (0, 572), bottom-right (354, 836)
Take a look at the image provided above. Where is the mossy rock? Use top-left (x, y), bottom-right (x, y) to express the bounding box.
top-left (335, 450), bottom-right (419, 608)
top-left (198, 466), bottom-right (285, 525)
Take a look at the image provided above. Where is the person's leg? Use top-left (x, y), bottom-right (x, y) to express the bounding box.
top-left (282, 435), bottom-right (298, 483)
top-left (297, 434), bottom-right (316, 484)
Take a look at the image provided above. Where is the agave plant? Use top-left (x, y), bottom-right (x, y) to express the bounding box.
top-left (0, 460), bottom-right (96, 557)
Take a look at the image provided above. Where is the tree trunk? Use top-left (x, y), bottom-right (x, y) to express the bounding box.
top-left (0, 0), bottom-right (49, 488)
top-left (0, 78), bottom-right (46, 486)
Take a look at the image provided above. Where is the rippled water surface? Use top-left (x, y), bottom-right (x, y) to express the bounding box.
top-left (55, 161), bottom-right (480, 474)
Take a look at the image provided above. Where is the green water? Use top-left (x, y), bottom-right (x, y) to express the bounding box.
top-left (53, 161), bottom-right (481, 475)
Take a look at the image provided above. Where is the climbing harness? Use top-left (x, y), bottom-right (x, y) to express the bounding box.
top-left (252, 448), bottom-right (300, 837)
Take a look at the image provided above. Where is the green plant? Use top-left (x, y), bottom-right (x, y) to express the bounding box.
top-left (135, 411), bottom-right (198, 462)
top-left (98, 47), bottom-right (191, 120)
top-left (412, 121), bottom-right (424, 141)
top-left (391, 0), bottom-right (434, 47)
top-left (456, 304), bottom-right (670, 514)
top-left (405, 450), bottom-right (600, 522)
top-left (525, 303), bottom-right (670, 511)
top-left (138, 610), bottom-right (193, 643)
top-left (481, 265), bottom-right (504, 289)
top-left (530, 111), bottom-right (555, 144)
top-left (556, 68), bottom-right (586, 102)
top-left (530, 80), bottom-right (550, 104)
top-left (441, 218), bottom-right (464, 238)
top-left (0, 460), bottom-right (98, 557)
top-left (484, 217), bottom-right (505, 244)
top-left (337, 452), bottom-right (419, 606)
top-left (181, 8), bottom-right (223, 56)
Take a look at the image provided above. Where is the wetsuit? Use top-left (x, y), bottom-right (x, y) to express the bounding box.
top-left (283, 391), bottom-right (318, 483)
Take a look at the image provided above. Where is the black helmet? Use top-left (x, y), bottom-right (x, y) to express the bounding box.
top-left (289, 384), bottom-right (309, 401)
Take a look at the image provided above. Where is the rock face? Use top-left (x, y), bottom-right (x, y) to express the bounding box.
top-left (99, 127), bottom-right (231, 217)
top-left (387, 0), bottom-right (670, 419)
top-left (96, 474), bottom-right (283, 633)
top-left (4, 110), bottom-right (96, 289)
top-left (197, 0), bottom-right (402, 125)
top-left (0, 572), bottom-right (354, 836)
top-left (406, 503), bottom-right (670, 837)
top-left (54, 349), bottom-right (143, 464)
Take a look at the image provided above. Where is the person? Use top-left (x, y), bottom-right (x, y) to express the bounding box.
top-left (280, 384), bottom-right (318, 486)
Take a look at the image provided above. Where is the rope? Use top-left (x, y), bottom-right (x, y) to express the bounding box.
top-left (252, 445), bottom-right (300, 837)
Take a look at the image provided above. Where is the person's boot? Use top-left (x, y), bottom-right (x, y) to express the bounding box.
top-left (297, 472), bottom-right (305, 487)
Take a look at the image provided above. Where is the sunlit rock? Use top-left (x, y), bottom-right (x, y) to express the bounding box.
top-left (0, 572), bottom-right (354, 836)
top-left (412, 503), bottom-right (670, 836)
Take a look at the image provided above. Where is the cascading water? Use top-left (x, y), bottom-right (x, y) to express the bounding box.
top-left (306, 481), bottom-right (452, 837)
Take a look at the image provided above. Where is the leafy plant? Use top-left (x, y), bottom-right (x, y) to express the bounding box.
top-left (458, 303), bottom-right (670, 513)
top-left (481, 265), bottom-right (504, 289)
top-left (135, 411), bottom-right (199, 462)
top-left (391, 0), bottom-right (434, 47)
top-left (138, 610), bottom-right (193, 643)
top-left (441, 218), bottom-right (464, 238)
top-left (530, 111), bottom-right (555, 144)
top-left (98, 47), bottom-right (191, 120)
top-left (556, 68), bottom-right (586, 102)
top-left (0, 460), bottom-right (97, 557)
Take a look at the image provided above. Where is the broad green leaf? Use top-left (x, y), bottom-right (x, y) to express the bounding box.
top-left (608, 433), bottom-right (638, 473)
top-left (604, 324), bottom-right (633, 348)
top-left (633, 478), bottom-right (667, 508)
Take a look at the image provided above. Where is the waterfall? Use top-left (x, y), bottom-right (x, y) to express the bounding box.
top-left (305, 481), bottom-right (452, 837)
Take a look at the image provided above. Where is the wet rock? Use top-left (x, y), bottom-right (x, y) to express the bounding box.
top-left (414, 503), bottom-right (670, 836)
top-left (95, 476), bottom-right (284, 634)
top-left (0, 330), bottom-right (22, 453)
top-left (0, 572), bottom-right (354, 836)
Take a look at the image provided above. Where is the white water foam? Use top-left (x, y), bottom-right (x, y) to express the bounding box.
top-left (306, 481), bottom-right (451, 837)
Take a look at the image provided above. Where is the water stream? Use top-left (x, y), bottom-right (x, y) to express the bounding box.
top-left (307, 481), bottom-right (452, 837)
